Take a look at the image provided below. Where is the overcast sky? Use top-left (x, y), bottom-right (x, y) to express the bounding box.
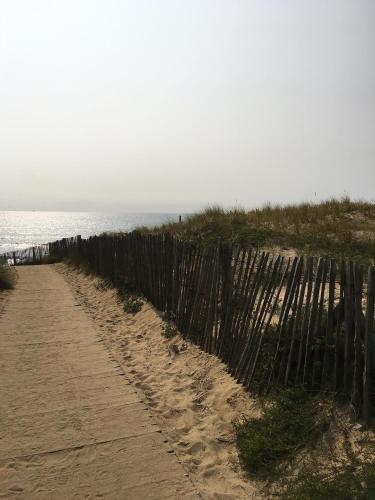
top-left (0, 1), bottom-right (374, 212)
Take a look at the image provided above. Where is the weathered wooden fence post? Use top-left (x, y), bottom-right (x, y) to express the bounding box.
top-left (364, 266), bottom-right (375, 426)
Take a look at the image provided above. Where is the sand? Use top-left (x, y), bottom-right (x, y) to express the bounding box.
top-left (0, 265), bottom-right (199, 499)
top-left (55, 263), bottom-right (262, 499)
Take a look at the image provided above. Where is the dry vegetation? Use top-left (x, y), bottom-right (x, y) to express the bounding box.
top-left (140, 197), bottom-right (375, 266)
top-left (0, 264), bottom-right (16, 290)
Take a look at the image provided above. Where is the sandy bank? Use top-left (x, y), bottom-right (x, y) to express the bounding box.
top-left (56, 263), bottom-right (263, 499)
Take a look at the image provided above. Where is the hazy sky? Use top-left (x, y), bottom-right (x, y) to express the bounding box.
top-left (1, 1), bottom-right (374, 212)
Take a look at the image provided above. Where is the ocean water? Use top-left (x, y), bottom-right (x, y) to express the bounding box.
top-left (0, 211), bottom-right (181, 254)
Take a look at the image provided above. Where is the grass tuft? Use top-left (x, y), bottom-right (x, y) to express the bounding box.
top-left (161, 312), bottom-right (178, 339)
top-left (278, 438), bottom-right (375, 499)
top-left (0, 265), bottom-right (16, 290)
top-left (234, 387), bottom-right (332, 476)
top-left (117, 284), bottom-right (144, 314)
top-left (122, 295), bottom-right (143, 314)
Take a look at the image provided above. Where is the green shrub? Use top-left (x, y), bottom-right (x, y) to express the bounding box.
top-left (161, 320), bottom-right (177, 339)
top-left (122, 295), bottom-right (143, 314)
top-left (115, 283), bottom-right (143, 314)
top-left (234, 387), bottom-right (332, 476)
top-left (0, 265), bottom-right (16, 290)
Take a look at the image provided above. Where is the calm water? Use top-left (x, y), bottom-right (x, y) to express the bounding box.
top-left (0, 211), bottom-right (181, 254)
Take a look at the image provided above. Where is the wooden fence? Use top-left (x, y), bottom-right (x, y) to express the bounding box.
top-left (1, 244), bottom-right (48, 265)
top-left (5, 232), bottom-right (375, 424)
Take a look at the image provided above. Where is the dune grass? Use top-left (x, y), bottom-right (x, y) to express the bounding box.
top-left (0, 265), bottom-right (16, 290)
top-left (278, 437), bottom-right (375, 499)
top-left (140, 196), bottom-right (375, 265)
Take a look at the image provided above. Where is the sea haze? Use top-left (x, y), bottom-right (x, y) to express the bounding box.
top-left (0, 211), bottom-right (181, 254)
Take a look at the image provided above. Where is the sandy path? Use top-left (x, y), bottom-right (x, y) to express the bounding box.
top-left (55, 264), bottom-right (262, 499)
top-left (0, 265), bottom-right (199, 499)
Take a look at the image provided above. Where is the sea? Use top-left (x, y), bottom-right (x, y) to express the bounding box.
top-left (0, 211), bottom-right (182, 255)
